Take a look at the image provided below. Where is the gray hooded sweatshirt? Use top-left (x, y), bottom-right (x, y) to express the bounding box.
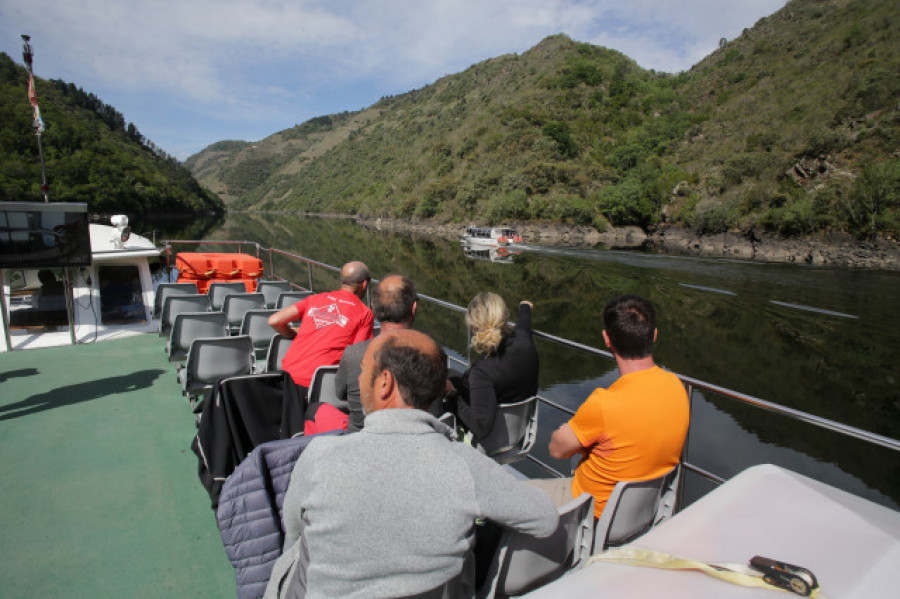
top-left (264, 409), bottom-right (558, 599)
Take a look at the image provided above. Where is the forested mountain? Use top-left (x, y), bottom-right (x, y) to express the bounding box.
top-left (188, 0), bottom-right (898, 239)
top-left (0, 53), bottom-right (223, 215)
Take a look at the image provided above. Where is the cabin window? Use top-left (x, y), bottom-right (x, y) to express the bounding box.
top-left (5, 267), bottom-right (69, 330)
top-left (98, 265), bottom-right (146, 324)
top-left (149, 256), bottom-right (174, 288)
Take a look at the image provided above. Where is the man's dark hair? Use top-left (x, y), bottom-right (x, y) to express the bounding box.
top-left (372, 275), bottom-right (416, 323)
top-left (602, 295), bottom-right (656, 359)
top-left (38, 269), bottom-right (56, 285)
top-left (371, 335), bottom-right (447, 410)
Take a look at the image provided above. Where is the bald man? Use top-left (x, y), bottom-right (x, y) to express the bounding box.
top-left (335, 273), bottom-right (418, 432)
top-left (268, 261), bottom-right (374, 397)
top-left (264, 330), bottom-right (558, 599)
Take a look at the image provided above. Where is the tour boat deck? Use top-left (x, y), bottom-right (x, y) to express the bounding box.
top-left (0, 333), bottom-right (233, 598)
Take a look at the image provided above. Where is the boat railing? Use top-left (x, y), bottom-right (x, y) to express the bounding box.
top-left (162, 239), bottom-right (900, 505)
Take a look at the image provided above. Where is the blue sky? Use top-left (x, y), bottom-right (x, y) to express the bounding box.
top-left (1, 0), bottom-right (787, 160)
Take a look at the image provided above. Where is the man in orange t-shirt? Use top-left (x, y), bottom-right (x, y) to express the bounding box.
top-left (537, 295), bottom-right (689, 518)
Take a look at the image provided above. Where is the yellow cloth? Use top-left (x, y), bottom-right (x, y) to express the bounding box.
top-left (588, 548), bottom-right (826, 598)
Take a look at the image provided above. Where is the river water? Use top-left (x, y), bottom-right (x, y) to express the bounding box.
top-left (155, 212), bottom-right (900, 508)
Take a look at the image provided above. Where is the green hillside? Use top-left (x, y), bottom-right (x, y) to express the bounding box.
top-left (189, 0), bottom-right (899, 240)
top-left (672, 0), bottom-right (900, 237)
top-left (0, 53), bottom-right (223, 215)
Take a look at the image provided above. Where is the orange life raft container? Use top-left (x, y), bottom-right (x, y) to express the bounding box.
top-left (175, 252), bottom-right (263, 294)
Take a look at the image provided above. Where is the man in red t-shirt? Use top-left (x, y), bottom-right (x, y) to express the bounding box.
top-left (268, 261), bottom-right (374, 397)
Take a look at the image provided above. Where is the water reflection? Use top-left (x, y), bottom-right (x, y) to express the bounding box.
top-left (461, 242), bottom-right (522, 264)
top-left (131, 213), bottom-right (223, 244)
top-left (164, 212), bottom-right (900, 507)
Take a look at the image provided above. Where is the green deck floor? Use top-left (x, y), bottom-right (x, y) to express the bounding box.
top-left (0, 334), bottom-right (235, 598)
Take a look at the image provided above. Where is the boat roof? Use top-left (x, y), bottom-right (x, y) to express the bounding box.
top-left (89, 223), bottom-right (162, 261)
top-left (0, 333), bottom-right (234, 596)
top-left (465, 226), bottom-right (517, 232)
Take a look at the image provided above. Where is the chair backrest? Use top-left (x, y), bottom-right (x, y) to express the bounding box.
top-left (222, 293), bottom-right (266, 333)
top-left (153, 282), bottom-right (197, 318)
top-left (438, 412), bottom-right (457, 429)
top-left (240, 309), bottom-right (279, 358)
top-left (256, 280), bottom-right (293, 308)
top-left (478, 396), bottom-right (539, 465)
top-left (208, 281), bottom-right (249, 310)
top-left (308, 365), bottom-right (344, 411)
top-left (275, 291), bottom-right (313, 310)
top-left (593, 463), bottom-right (682, 552)
top-left (159, 293), bottom-right (211, 336)
top-left (167, 311), bottom-right (228, 362)
top-left (181, 335), bottom-right (255, 398)
top-left (477, 493), bottom-right (595, 599)
top-left (265, 334), bottom-right (292, 373)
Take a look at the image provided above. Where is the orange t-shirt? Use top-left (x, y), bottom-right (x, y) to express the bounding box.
top-left (569, 366), bottom-right (689, 517)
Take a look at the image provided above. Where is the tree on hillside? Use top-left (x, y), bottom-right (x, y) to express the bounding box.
top-left (0, 52), bottom-right (223, 215)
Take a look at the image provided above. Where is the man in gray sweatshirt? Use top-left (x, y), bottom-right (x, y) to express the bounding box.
top-left (264, 329), bottom-right (559, 599)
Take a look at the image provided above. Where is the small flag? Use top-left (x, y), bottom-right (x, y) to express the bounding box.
top-left (27, 72), bottom-right (45, 133)
top-left (28, 72), bottom-right (37, 106)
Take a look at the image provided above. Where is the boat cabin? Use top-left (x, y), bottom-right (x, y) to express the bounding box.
top-left (0, 204), bottom-right (162, 351)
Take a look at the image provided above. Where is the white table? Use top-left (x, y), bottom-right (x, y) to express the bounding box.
top-left (525, 464), bottom-right (900, 598)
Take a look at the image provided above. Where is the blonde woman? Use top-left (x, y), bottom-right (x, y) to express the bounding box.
top-left (451, 292), bottom-right (540, 441)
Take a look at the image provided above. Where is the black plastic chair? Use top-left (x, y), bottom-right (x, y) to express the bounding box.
top-left (265, 334), bottom-right (292, 373)
top-left (178, 335), bottom-right (254, 405)
top-left (208, 281), bottom-right (249, 311)
top-left (477, 396), bottom-right (539, 465)
top-left (257, 281), bottom-right (294, 308)
top-left (166, 311), bottom-right (228, 363)
top-left (240, 309), bottom-right (279, 363)
top-left (477, 493), bottom-right (595, 598)
top-left (159, 294), bottom-right (211, 337)
top-left (153, 282), bottom-right (198, 318)
top-left (275, 291), bottom-right (313, 310)
top-left (308, 365), bottom-right (345, 412)
top-left (593, 463), bottom-right (682, 552)
top-left (222, 293), bottom-right (266, 334)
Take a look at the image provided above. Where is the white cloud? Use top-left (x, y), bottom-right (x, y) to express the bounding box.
top-left (0, 0), bottom-right (788, 157)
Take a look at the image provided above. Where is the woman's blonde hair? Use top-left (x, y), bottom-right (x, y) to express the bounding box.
top-left (466, 292), bottom-right (512, 355)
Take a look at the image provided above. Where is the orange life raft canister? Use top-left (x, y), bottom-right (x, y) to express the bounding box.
top-left (175, 252), bottom-right (263, 293)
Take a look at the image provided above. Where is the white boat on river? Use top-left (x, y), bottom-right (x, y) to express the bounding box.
top-left (461, 226), bottom-right (524, 248)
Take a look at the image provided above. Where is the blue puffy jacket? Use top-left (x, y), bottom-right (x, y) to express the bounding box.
top-left (216, 432), bottom-right (344, 599)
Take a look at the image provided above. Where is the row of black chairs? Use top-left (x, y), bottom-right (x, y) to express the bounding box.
top-left (154, 281), bottom-right (349, 415)
top-left (175, 334), bottom-right (344, 416)
top-left (153, 280), bottom-right (306, 407)
top-left (154, 280), bottom-right (306, 316)
top-left (157, 281), bottom-right (311, 409)
top-left (159, 303), bottom-right (343, 413)
top-left (156, 284), bottom-right (311, 337)
top-left (156, 281), bottom-right (352, 415)
top-left (167, 313), bottom-right (293, 370)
